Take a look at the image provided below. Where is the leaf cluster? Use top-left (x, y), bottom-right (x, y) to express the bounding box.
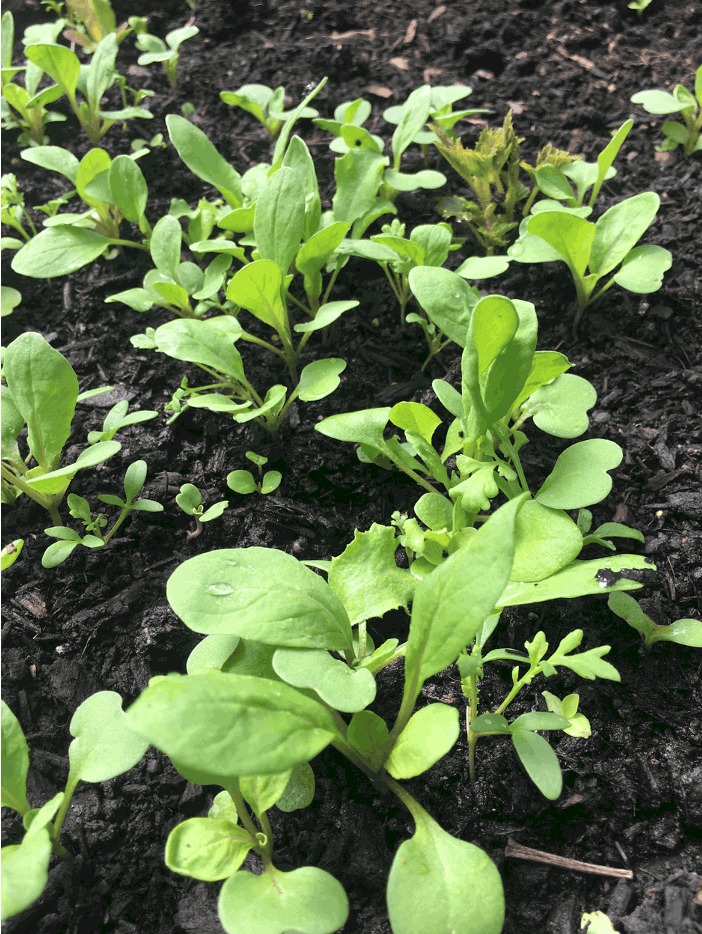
top-left (631, 64), bottom-right (702, 156)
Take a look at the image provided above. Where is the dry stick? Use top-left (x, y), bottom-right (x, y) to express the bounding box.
top-left (504, 838), bottom-right (634, 880)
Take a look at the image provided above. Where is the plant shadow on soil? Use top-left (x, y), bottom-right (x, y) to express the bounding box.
top-left (1, 0), bottom-right (701, 932)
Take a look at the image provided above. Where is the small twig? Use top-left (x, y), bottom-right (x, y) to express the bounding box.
top-left (505, 838), bottom-right (634, 879)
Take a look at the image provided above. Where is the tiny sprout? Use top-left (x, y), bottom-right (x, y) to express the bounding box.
top-left (227, 453), bottom-right (282, 496)
top-left (608, 592), bottom-right (702, 650)
top-left (176, 483), bottom-right (228, 539)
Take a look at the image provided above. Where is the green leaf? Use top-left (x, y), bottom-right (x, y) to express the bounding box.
top-left (238, 771), bottom-right (292, 816)
top-left (511, 499), bottom-right (583, 582)
top-left (589, 192), bottom-right (660, 277)
top-left (226, 260), bottom-right (287, 335)
top-left (526, 373), bottom-right (597, 439)
top-left (254, 167), bottom-right (305, 275)
top-left (404, 495), bottom-right (526, 704)
top-left (408, 266), bottom-right (478, 347)
top-left (21, 145), bottom-right (80, 184)
top-left (526, 211), bottom-right (596, 281)
top-left (68, 691), bottom-right (149, 784)
top-left (1, 701), bottom-right (30, 816)
top-left (391, 85), bottom-right (432, 161)
top-left (1, 827), bottom-right (52, 921)
top-left (347, 710), bottom-right (390, 763)
top-left (276, 761), bottom-right (315, 812)
top-left (652, 619), bottom-right (702, 648)
top-left (315, 406), bottom-right (391, 449)
top-left (166, 548), bottom-right (354, 653)
top-left (385, 703), bottom-right (459, 779)
top-left (273, 648), bottom-right (376, 712)
top-left (149, 214), bottom-right (181, 279)
top-left (151, 318), bottom-right (245, 384)
top-left (126, 670), bottom-right (339, 782)
top-left (227, 470), bottom-right (257, 494)
top-left (187, 633), bottom-right (241, 674)
top-left (11, 225), bottom-right (111, 277)
top-left (511, 730), bottom-right (563, 800)
top-left (613, 244), bottom-right (672, 293)
top-left (108, 155), bottom-right (147, 224)
top-left (630, 89), bottom-right (684, 115)
top-left (76, 147), bottom-right (111, 209)
top-left (389, 401), bottom-right (442, 444)
top-left (409, 223), bottom-right (452, 267)
top-left (86, 32), bottom-right (117, 114)
top-left (25, 440), bottom-right (120, 494)
top-left (414, 493), bottom-right (454, 532)
top-left (332, 147), bottom-right (388, 226)
top-left (271, 77), bottom-right (327, 169)
top-left (25, 43), bottom-right (79, 97)
top-left (218, 865), bottom-right (349, 934)
top-left (454, 255), bottom-right (511, 279)
top-left (3, 332), bottom-right (78, 472)
top-left (470, 713), bottom-right (511, 734)
top-left (385, 168), bottom-right (446, 191)
top-left (498, 554), bottom-right (654, 607)
top-left (296, 358), bottom-right (346, 402)
top-left (536, 439), bottom-right (623, 509)
top-left (512, 351), bottom-right (571, 411)
top-left (295, 222), bottom-right (349, 303)
top-left (590, 119), bottom-right (633, 206)
top-left (166, 114), bottom-right (242, 206)
top-left (165, 817), bottom-right (252, 881)
top-left (327, 523), bottom-right (415, 625)
top-left (387, 802), bottom-right (504, 934)
top-left (294, 300), bottom-right (358, 333)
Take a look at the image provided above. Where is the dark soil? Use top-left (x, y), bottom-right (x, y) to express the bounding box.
top-left (2, 0), bottom-right (701, 932)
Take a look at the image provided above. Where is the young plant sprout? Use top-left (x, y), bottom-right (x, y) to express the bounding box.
top-left (176, 483), bottom-right (229, 539)
top-left (220, 83), bottom-right (319, 140)
top-left (631, 64), bottom-right (702, 156)
top-left (607, 592), bottom-right (702, 650)
top-left (42, 461), bottom-right (163, 567)
top-left (86, 399), bottom-right (158, 444)
top-left (226, 451), bottom-right (282, 495)
top-left (135, 23), bottom-right (199, 89)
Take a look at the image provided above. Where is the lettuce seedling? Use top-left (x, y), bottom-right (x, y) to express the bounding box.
top-left (1, 13), bottom-right (67, 146)
top-left (628, 0), bottom-right (654, 13)
top-left (86, 399), bottom-right (158, 444)
top-left (1, 172), bottom-right (37, 248)
top-left (508, 191), bottom-right (672, 329)
top-left (1, 538), bottom-right (23, 571)
top-left (1, 693), bottom-right (148, 921)
top-left (176, 482), bottom-right (228, 538)
top-left (432, 111), bottom-right (581, 254)
top-left (460, 624), bottom-right (618, 798)
top-left (131, 316), bottom-right (347, 432)
top-left (42, 460), bottom-right (163, 567)
top-left (631, 64), bottom-right (702, 155)
top-left (135, 24), bottom-right (199, 89)
top-left (541, 691), bottom-right (591, 739)
top-left (2, 332), bottom-right (119, 525)
top-left (607, 592), bottom-right (702, 650)
top-left (316, 292), bottom-right (652, 593)
top-left (125, 499), bottom-right (531, 934)
top-left (226, 451), bottom-right (282, 495)
top-left (11, 145), bottom-right (152, 279)
top-left (221, 83), bottom-right (320, 140)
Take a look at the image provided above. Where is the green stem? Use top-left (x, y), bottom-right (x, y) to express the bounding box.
top-left (465, 674), bottom-right (480, 787)
top-left (224, 783), bottom-right (272, 860)
top-left (239, 331), bottom-right (288, 361)
top-left (286, 291), bottom-right (315, 318)
top-left (321, 264), bottom-right (341, 306)
top-left (492, 423), bottom-right (529, 495)
top-left (107, 238), bottom-right (149, 251)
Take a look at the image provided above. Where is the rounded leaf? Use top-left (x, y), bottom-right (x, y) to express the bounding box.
top-left (276, 761), bottom-right (315, 812)
top-left (297, 358), bottom-right (346, 402)
top-left (272, 648), bottom-right (376, 712)
top-left (68, 691), bottom-right (149, 783)
top-left (218, 865), bottom-right (349, 934)
top-left (528, 373), bottom-right (597, 439)
top-left (511, 500), bottom-right (583, 582)
top-left (511, 729), bottom-right (563, 800)
top-left (186, 633), bottom-right (241, 674)
top-left (165, 818), bottom-right (252, 881)
top-left (385, 703), bottom-right (459, 779)
top-left (536, 439), bottom-right (623, 510)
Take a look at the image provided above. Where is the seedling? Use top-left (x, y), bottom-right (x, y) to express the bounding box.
top-left (628, 0), bottom-right (654, 13)
top-left (42, 460), bottom-right (163, 567)
top-left (1, 539), bottom-right (23, 570)
top-left (135, 24), bottom-right (199, 88)
top-left (460, 625), bottom-right (618, 798)
top-left (220, 83), bottom-right (319, 140)
top-left (1, 173), bottom-right (37, 247)
top-left (1, 13), bottom-right (67, 146)
top-left (317, 290), bottom-right (650, 595)
top-left (226, 451), bottom-right (282, 495)
top-left (607, 592), bottom-right (702, 650)
top-left (176, 482), bottom-right (228, 538)
top-left (631, 64), bottom-right (702, 156)
top-left (1, 286), bottom-right (21, 316)
top-left (11, 145), bottom-right (152, 279)
top-left (1, 693), bottom-right (148, 921)
top-left (86, 399), bottom-right (158, 444)
top-left (508, 191), bottom-right (672, 329)
top-left (541, 691), bottom-right (591, 738)
top-left (2, 332), bottom-right (119, 525)
top-left (22, 33), bottom-right (153, 145)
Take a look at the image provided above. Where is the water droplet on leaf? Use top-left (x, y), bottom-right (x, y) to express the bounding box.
top-left (207, 583), bottom-right (234, 595)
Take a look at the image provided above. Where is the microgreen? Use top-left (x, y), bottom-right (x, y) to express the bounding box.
top-left (221, 83), bottom-right (320, 140)
top-left (631, 64), bottom-right (702, 155)
top-left (1, 693), bottom-right (148, 921)
top-left (508, 191), bottom-right (672, 329)
top-left (22, 33), bottom-right (153, 145)
top-left (176, 482), bottom-right (228, 539)
top-left (11, 145), bottom-right (152, 278)
top-left (1, 538), bottom-right (24, 571)
top-left (607, 592), bottom-right (702, 650)
top-left (628, 0), bottom-right (654, 13)
top-left (86, 398), bottom-right (158, 444)
top-left (227, 452), bottom-right (282, 495)
top-left (135, 23), bottom-right (199, 89)
top-left (460, 626), bottom-right (618, 798)
top-left (2, 332), bottom-right (119, 525)
top-left (41, 460), bottom-right (163, 567)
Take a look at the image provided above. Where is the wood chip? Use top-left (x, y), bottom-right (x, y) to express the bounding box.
top-left (389, 56), bottom-right (410, 71)
top-left (428, 5), bottom-right (446, 22)
top-left (403, 19), bottom-right (417, 44)
top-left (423, 67), bottom-right (445, 84)
top-left (474, 69), bottom-right (494, 80)
top-left (367, 85), bottom-right (394, 98)
top-left (507, 101), bottom-right (525, 114)
top-left (655, 151), bottom-right (673, 166)
top-left (330, 29), bottom-right (375, 41)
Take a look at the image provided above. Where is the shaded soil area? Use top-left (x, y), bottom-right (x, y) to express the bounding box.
top-left (2, 0), bottom-right (701, 932)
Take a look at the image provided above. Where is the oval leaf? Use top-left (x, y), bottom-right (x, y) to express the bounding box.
top-left (385, 703), bottom-right (459, 779)
top-left (273, 648), bottom-right (376, 712)
top-left (536, 439), bottom-right (623, 510)
top-left (165, 818), bottom-right (252, 881)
